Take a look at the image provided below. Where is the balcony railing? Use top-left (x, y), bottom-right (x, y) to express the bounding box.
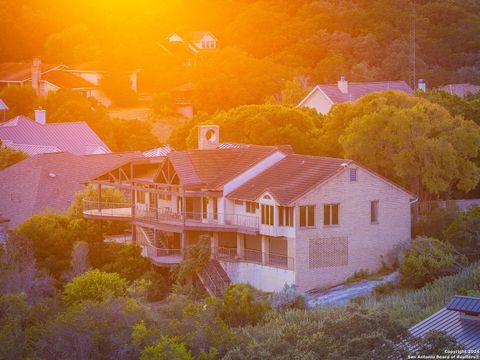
top-left (217, 246), bottom-right (294, 270)
top-left (83, 200), bottom-right (132, 218)
top-left (134, 205), bottom-right (259, 230)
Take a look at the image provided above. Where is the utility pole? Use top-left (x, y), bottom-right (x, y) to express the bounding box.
top-left (409, 0), bottom-right (417, 89)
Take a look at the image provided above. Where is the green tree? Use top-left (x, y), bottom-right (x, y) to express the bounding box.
top-left (413, 330), bottom-right (463, 355)
top-left (0, 140), bottom-right (28, 171)
top-left (278, 79), bottom-right (307, 106)
top-left (221, 283), bottom-right (271, 327)
top-left (170, 104), bottom-right (323, 154)
top-left (399, 236), bottom-right (466, 288)
top-left (100, 69), bottom-right (138, 107)
top-left (15, 213), bottom-right (100, 278)
top-left (62, 269), bottom-right (127, 305)
top-left (140, 336), bottom-right (194, 360)
top-left (0, 85), bottom-right (38, 119)
top-left (326, 91), bottom-right (480, 198)
top-left (444, 206), bottom-right (480, 257)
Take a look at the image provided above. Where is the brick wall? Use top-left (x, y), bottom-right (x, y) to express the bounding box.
top-left (293, 165), bottom-right (412, 291)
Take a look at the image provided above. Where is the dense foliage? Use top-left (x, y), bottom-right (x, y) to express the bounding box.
top-left (0, 140), bottom-right (29, 171)
top-left (2, 1), bottom-right (480, 113)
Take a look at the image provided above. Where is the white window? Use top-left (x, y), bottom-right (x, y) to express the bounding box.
top-left (299, 205), bottom-right (315, 227)
top-left (245, 201), bottom-right (258, 214)
top-left (349, 168), bottom-right (358, 182)
top-left (278, 206), bottom-right (294, 227)
top-left (371, 201), bottom-right (379, 224)
top-left (261, 204), bottom-right (274, 225)
top-left (324, 204), bottom-right (339, 226)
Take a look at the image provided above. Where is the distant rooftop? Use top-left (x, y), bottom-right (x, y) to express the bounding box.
top-left (440, 83), bottom-right (480, 97)
top-left (0, 115), bottom-right (111, 156)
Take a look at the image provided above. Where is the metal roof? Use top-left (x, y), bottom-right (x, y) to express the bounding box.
top-left (0, 99), bottom-right (8, 110)
top-left (446, 295), bottom-right (480, 315)
top-left (409, 296), bottom-right (480, 350)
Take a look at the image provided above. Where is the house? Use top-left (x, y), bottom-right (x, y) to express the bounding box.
top-left (166, 31), bottom-right (218, 52)
top-left (0, 57), bottom-right (138, 106)
top-left (297, 77), bottom-right (413, 114)
top-left (409, 295), bottom-right (480, 350)
top-left (0, 111), bottom-right (111, 156)
top-left (0, 151), bottom-right (142, 227)
top-left (0, 99), bottom-right (7, 121)
top-left (82, 125), bottom-right (414, 294)
top-left (440, 83), bottom-right (480, 97)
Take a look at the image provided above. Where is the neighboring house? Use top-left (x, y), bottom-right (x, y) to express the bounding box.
top-left (143, 144), bottom-right (174, 158)
top-left (409, 295), bottom-right (480, 350)
top-left (297, 77), bottom-right (413, 114)
top-left (0, 151), bottom-right (142, 227)
top-left (0, 111), bottom-right (111, 156)
top-left (0, 98), bottom-right (7, 121)
top-left (440, 83), bottom-right (480, 97)
top-left (172, 82), bottom-right (194, 118)
top-left (82, 125), bottom-right (414, 294)
top-left (166, 31), bottom-right (218, 52)
top-left (0, 57), bottom-right (138, 106)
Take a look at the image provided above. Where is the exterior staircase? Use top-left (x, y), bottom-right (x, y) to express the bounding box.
top-left (140, 227), bottom-right (168, 249)
top-left (197, 260), bottom-right (231, 297)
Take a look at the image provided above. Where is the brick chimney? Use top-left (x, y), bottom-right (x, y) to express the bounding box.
top-left (198, 125), bottom-right (219, 150)
top-left (31, 56), bottom-right (42, 93)
top-left (337, 76), bottom-right (348, 94)
top-left (34, 108), bottom-right (46, 125)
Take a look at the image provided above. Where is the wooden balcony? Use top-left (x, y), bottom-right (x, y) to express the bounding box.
top-left (216, 246), bottom-right (295, 270)
top-left (82, 200), bottom-right (132, 221)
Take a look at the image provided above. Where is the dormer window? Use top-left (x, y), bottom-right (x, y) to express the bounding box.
top-left (349, 168), bottom-right (358, 182)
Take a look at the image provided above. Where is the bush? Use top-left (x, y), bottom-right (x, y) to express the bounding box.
top-left (399, 236), bottom-right (465, 289)
top-left (0, 140), bottom-right (29, 171)
top-left (270, 283), bottom-right (306, 311)
top-left (140, 336), bottom-right (194, 360)
top-left (221, 284), bottom-right (271, 327)
top-left (170, 240), bottom-right (210, 284)
top-left (62, 269), bottom-right (127, 305)
top-left (413, 206), bottom-right (458, 240)
top-left (444, 206), bottom-right (480, 257)
top-left (373, 282), bottom-right (394, 297)
top-left (345, 269), bottom-right (370, 285)
top-left (143, 270), bottom-right (169, 302)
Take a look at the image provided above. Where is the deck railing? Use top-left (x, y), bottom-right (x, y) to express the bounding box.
top-left (134, 205), bottom-right (259, 230)
top-left (217, 246), bottom-right (294, 270)
top-left (83, 199), bottom-right (132, 217)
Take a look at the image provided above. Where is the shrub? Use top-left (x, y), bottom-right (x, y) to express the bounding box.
top-left (62, 269), bottom-right (127, 305)
top-left (170, 239), bottom-right (210, 284)
top-left (444, 205), bottom-right (480, 257)
top-left (345, 269), bottom-right (370, 284)
top-left (270, 283), bottom-right (306, 310)
top-left (143, 270), bottom-right (169, 302)
top-left (413, 206), bottom-right (458, 240)
top-left (221, 284), bottom-right (271, 327)
top-left (373, 282), bottom-right (394, 297)
top-left (140, 336), bottom-right (194, 360)
top-left (399, 236), bottom-right (465, 289)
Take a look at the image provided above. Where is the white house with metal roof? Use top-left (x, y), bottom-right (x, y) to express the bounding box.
top-left (297, 77), bottom-right (413, 114)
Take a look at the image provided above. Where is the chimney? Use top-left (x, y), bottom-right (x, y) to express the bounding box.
top-left (31, 56), bottom-right (42, 93)
top-left (338, 76), bottom-right (348, 94)
top-left (418, 79), bottom-right (426, 92)
top-left (34, 108), bottom-right (46, 125)
top-left (198, 125), bottom-right (219, 150)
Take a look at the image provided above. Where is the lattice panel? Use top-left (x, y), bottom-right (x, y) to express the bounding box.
top-left (309, 237), bottom-right (348, 269)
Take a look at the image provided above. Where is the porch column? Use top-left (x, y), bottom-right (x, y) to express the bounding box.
top-left (287, 237), bottom-right (296, 271)
top-left (211, 232), bottom-right (219, 259)
top-left (261, 235), bottom-right (269, 265)
top-left (97, 184), bottom-right (102, 211)
top-left (236, 233), bottom-right (245, 258)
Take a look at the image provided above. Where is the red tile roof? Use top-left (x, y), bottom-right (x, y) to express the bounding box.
top-left (0, 62), bottom-right (64, 82)
top-left (227, 154), bottom-right (349, 205)
top-left (0, 116), bottom-right (110, 155)
top-left (167, 145), bottom-right (286, 189)
top-left (42, 70), bottom-right (96, 89)
top-left (0, 152), bottom-right (143, 227)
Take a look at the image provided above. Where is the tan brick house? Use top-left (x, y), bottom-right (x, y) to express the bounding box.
top-left (83, 125), bottom-right (415, 293)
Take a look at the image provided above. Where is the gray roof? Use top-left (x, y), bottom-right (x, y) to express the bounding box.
top-left (298, 81), bottom-right (413, 106)
top-left (440, 83), bottom-right (480, 97)
top-left (409, 296), bottom-right (480, 350)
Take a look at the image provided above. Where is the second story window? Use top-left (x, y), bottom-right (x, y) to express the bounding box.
top-left (371, 200), bottom-right (379, 224)
top-left (299, 205), bottom-right (315, 227)
top-left (261, 204), bottom-right (274, 226)
top-left (278, 206), bottom-right (294, 227)
top-left (245, 201), bottom-right (258, 214)
top-left (324, 204), bottom-right (339, 225)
